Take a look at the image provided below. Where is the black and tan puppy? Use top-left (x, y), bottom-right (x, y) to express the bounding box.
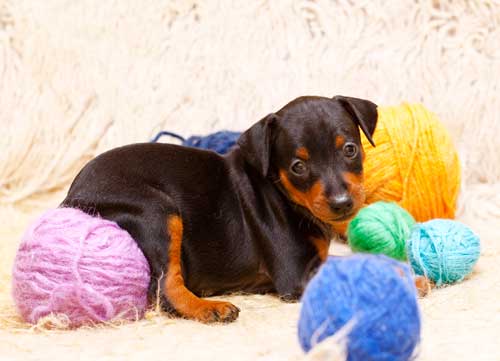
top-left (61, 95), bottom-right (377, 323)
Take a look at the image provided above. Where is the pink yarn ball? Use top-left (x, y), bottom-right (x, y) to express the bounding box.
top-left (12, 208), bottom-right (151, 327)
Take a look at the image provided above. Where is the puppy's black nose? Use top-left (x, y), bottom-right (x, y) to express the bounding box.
top-left (330, 194), bottom-right (354, 214)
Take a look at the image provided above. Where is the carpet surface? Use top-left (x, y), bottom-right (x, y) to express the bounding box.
top-left (0, 1), bottom-right (499, 360)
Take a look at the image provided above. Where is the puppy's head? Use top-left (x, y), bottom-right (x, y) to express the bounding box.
top-left (237, 95), bottom-right (377, 225)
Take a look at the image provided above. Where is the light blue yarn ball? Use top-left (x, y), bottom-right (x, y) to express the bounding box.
top-left (407, 219), bottom-right (480, 285)
top-left (298, 255), bottom-right (421, 361)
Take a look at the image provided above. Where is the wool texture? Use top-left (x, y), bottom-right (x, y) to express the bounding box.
top-left (362, 104), bottom-right (460, 222)
top-left (183, 131), bottom-right (241, 154)
top-left (11, 208), bottom-right (150, 327)
top-left (407, 219), bottom-right (480, 286)
top-left (151, 130), bottom-right (240, 154)
top-left (298, 254), bottom-right (421, 361)
top-left (347, 202), bottom-right (416, 261)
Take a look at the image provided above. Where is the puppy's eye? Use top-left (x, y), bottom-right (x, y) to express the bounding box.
top-left (343, 143), bottom-right (358, 159)
top-left (291, 160), bottom-right (308, 176)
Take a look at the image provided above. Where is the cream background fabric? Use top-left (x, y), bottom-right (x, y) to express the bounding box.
top-left (1, 1), bottom-right (499, 360)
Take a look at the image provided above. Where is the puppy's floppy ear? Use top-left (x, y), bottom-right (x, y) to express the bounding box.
top-left (333, 95), bottom-right (378, 147)
top-left (237, 113), bottom-right (278, 177)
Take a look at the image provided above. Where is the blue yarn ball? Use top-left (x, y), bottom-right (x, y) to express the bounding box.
top-left (151, 130), bottom-right (241, 154)
top-left (298, 254), bottom-right (421, 361)
top-left (407, 219), bottom-right (480, 286)
top-left (183, 131), bottom-right (241, 154)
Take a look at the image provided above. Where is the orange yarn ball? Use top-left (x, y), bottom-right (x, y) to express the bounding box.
top-left (361, 103), bottom-right (461, 222)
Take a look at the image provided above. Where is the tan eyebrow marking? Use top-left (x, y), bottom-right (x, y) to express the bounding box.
top-left (335, 135), bottom-right (345, 149)
top-left (295, 147), bottom-right (310, 160)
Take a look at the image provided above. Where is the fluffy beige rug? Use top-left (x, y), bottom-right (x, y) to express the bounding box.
top-left (1, 1), bottom-right (499, 360)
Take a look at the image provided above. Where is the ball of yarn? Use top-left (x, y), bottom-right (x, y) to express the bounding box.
top-left (151, 130), bottom-right (240, 154)
top-left (183, 131), bottom-right (240, 154)
top-left (347, 202), bottom-right (415, 261)
top-left (362, 104), bottom-right (461, 222)
top-left (407, 219), bottom-right (480, 286)
top-left (298, 255), bottom-right (421, 361)
top-left (12, 208), bottom-right (150, 327)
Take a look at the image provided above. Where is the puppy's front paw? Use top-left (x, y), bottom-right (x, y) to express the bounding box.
top-left (414, 276), bottom-right (433, 297)
top-left (279, 292), bottom-right (301, 303)
top-left (194, 300), bottom-right (240, 323)
top-left (393, 266), bottom-right (433, 297)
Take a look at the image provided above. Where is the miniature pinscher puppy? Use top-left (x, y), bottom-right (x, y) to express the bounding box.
top-left (61, 95), bottom-right (378, 323)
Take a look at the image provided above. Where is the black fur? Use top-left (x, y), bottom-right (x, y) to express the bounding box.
top-left (62, 95), bottom-right (378, 316)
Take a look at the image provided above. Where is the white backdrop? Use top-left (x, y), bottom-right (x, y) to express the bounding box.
top-left (1, 0), bottom-right (499, 213)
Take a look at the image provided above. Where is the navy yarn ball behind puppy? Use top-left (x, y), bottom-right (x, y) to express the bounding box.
top-left (298, 254), bottom-right (421, 361)
top-left (151, 130), bottom-right (239, 154)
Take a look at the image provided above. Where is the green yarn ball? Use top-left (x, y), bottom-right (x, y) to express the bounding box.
top-left (347, 202), bottom-right (416, 261)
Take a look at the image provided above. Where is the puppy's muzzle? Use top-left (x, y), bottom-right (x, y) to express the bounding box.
top-left (329, 193), bottom-right (354, 218)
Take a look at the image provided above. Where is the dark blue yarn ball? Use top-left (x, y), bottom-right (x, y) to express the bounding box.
top-left (151, 130), bottom-right (241, 154)
top-left (298, 254), bottom-right (421, 361)
top-left (183, 131), bottom-right (241, 154)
